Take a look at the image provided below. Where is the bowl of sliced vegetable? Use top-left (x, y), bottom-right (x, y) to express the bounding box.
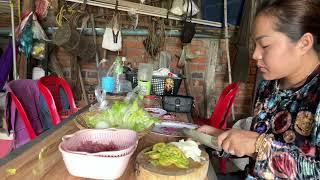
top-left (74, 99), bottom-right (159, 138)
top-left (60, 129), bottom-right (138, 157)
top-left (59, 129), bottom-right (138, 179)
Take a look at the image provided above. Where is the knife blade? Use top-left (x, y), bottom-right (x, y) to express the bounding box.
top-left (181, 128), bottom-right (222, 151)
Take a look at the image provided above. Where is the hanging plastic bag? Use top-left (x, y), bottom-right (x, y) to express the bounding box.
top-left (182, 0), bottom-right (199, 16)
top-left (181, 0), bottom-right (196, 44)
top-left (170, 0), bottom-right (184, 16)
top-left (181, 21), bottom-right (196, 43)
top-left (17, 12), bottom-right (33, 58)
top-left (102, 13), bottom-right (122, 51)
top-left (32, 14), bottom-right (50, 41)
top-left (16, 12), bottom-right (33, 39)
top-left (128, 8), bottom-right (139, 29)
top-left (35, 0), bottom-right (50, 19)
top-left (102, 28), bottom-right (122, 51)
top-left (31, 41), bottom-right (46, 60)
top-left (159, 51), bottom-right (171, 68)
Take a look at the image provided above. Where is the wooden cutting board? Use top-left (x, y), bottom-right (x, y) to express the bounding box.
top-left (136, 147), bottom-right (209, 180)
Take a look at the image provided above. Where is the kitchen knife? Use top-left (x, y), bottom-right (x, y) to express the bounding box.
top-left (181, 128), bottom-right (222, 151)
top-left (181, 128), bottom-right (246, 159)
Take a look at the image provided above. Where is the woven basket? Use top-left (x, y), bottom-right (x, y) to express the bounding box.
top-left (74, 111), bottom-right (154, 139)
top-left (52, 23), bottom-right (80, 53)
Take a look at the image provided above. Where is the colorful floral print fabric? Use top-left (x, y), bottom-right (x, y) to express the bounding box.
top-left (249, 67), bottom-right (320, 179)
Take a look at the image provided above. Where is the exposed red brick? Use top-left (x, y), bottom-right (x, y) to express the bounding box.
top-left (169, 62), bottom-right (178, 69)
top-left (55, 35), bottom-right (256, 120)
top-left (87, 71), bottom-right (98, 79)
top-left (81, 63), bottom-right (97, 69)
top-left (126, 48), bottom-right (145, 57)
top-left (192, 57), bottom-right (207, 63)
top-left (198, 64), bottom-right (206, 71)
top-left (123, 40), bottom-right (144, 49)
top-left (189, 63), bottom-right (198, 71)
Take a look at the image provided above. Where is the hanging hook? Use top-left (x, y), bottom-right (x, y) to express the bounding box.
top-left (115, 0), bottom-right (119, 14)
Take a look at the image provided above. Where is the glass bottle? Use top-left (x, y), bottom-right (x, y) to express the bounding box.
top-left (113, 56), bottom-right (124, 94)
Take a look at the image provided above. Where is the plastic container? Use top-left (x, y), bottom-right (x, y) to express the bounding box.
top-left (58, 129), bottom-right (138, 179)
top-left (113, 56), bottom-right (124, 93)
top-left (60, 129), bottom-right (138, 157)
top-left (126, 72), bottom-right (183, 96)
top-left (137, 63), bottom-right (153, 96)
top-left (32, 67), bottom-right (45, 80)
top-left (59, 145), bottom-right (135, 179)
top-left (98, 59), bottom-right (114, 93)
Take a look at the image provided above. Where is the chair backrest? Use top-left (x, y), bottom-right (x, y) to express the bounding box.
top-left (39, 76), bottom-right (77, 114)
top-left (7, 80), bottom-right (44, 135)
top-left (5, 80), bottom-right (37, 148)
top-left (209, 82), bottom-right (240, 129)
top-left (7, 91), bottom-right (37, 139)
top-left (5, 80), bottom-right (62, 149)
top-left (38, 82), bottom-right (61, 126)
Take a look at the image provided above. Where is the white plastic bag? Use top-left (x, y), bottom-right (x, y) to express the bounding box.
top-left (32, 14), bottom-right (50, 41)
top-left (170, 0), bottom-right (184, 16)
top-left (183, 0), bottom-right (199, 16)
top-left (102, 13), bottom-right (122, 51)
top-left (102, 27), bottom-right (122, 51)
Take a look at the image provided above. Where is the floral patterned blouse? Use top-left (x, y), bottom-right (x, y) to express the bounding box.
top-left (248, 66), bottom-right (320, 179)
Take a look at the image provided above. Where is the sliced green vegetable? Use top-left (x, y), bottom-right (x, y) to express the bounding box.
top-left (145, 143), bottom-right (189, 169)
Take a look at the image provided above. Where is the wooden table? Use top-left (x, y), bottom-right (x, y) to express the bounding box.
top-left (0, 110), bottom-right (217, 180)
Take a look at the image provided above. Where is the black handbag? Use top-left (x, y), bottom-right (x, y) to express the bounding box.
top-left (162, 95), bottom-right (194, 113)
top-left (181, 0), bottom-right (196, 44)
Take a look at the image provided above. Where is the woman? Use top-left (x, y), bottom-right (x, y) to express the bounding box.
top-left (198, 0), bottom-right (320, 179)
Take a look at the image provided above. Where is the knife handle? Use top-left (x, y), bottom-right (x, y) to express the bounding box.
top-left (216, 150), bottom-right (249, 159)
top-left (217, 150), bottom-right (231, 158)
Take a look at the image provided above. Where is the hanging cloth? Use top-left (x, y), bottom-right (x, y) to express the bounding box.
top-left (0, 41), bottom-right (14, 91)
top-left (102, 1), bottom-right (122, 51)
top-left (231, 0), bottom-right (253, 82)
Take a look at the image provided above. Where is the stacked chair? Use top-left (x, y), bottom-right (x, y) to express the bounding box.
top-left (0, 76), bottom-right (77, 158)
top-left (39, 76), bottom-right (78, 119)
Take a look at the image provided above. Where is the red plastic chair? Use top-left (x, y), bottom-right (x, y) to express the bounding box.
top-left (39, 76), bottom-right (78, 119)
top-left (9, 92), bottom-right (37, 139)
top-left (5, 80), bottom-right (62, 149)
top-left (38, 82), bottom-right (61, 125)
top-left (194, 82), bottom-right (240, 127)
top-left (194, 82), bottom-right (240, 174)
top-left (209, 82), bottom-right (240, 129)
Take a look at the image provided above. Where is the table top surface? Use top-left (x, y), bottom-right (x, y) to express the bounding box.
top-left (0, 105), bottom-right (217, 180)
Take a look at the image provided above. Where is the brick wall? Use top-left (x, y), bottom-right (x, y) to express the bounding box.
top-left (56, 35), bottom-right (257, 120)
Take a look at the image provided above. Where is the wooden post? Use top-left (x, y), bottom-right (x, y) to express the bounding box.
top-left (22, 0), bottom-right (33, 13)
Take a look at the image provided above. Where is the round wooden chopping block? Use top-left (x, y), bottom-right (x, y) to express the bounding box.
top-left (136, 146), bottom-right (209, 180)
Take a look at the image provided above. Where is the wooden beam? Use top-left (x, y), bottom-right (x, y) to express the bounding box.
top-left (66, 0), bottom-right (222, 28)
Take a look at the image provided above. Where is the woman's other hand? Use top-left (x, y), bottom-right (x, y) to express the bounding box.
top-left (217, 129), bottom-right (259, 157)
top-left (197, 125), bottom-right (224, 137)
